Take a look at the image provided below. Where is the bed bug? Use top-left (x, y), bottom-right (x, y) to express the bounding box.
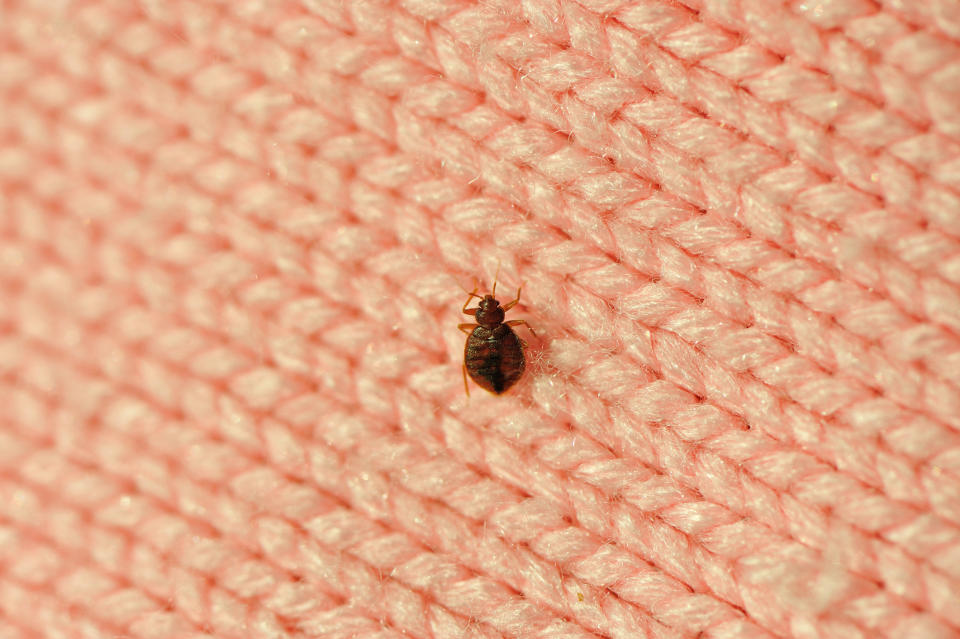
top-left (458, 279), bottom-right (534, 395)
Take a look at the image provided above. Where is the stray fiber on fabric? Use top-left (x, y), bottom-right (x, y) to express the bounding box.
top-left (1, 0), bottom-right (960, 637)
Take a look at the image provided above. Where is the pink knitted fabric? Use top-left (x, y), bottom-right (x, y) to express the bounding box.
top-left (2, 0), bottom-right (960, 637)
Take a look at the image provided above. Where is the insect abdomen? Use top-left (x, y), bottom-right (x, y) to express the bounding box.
top-left (464, 325), bottom-right (525, 394)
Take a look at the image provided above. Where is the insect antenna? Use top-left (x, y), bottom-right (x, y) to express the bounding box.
top-left (458, 279), bottom-right (482, 300)
top-left (491, 260), bottom-right (501, 297)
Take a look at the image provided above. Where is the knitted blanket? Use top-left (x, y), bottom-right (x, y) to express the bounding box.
top-left (2, 1), bottom-right (959, 637)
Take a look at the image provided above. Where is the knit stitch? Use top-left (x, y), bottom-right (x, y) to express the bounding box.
top-left (1, 0), bottom-right (959, 637)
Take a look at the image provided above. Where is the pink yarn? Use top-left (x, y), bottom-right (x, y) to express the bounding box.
top-left (1, 0), bottom-right (959, 637)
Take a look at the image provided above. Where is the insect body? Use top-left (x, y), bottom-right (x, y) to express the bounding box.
top-left (458, 284), bottom-right (534, 395)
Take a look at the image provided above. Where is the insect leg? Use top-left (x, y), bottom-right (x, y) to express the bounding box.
top-left (462, 288), bottom-right (482, 315)
top-left (458, 323), bottom-right (477, 334)
top-left (502, 286), bottom-right (522, 311)
top-left (506, 319), bottom-right (536, 338)
top-left (462, 364), bottom-right (471, 397)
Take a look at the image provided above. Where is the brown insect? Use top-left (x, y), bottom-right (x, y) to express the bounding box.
top-left (458, 279), bottom-right (534, 395)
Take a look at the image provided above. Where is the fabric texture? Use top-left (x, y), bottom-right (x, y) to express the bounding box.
top-left (2, 0), bottom-right (960, 637)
